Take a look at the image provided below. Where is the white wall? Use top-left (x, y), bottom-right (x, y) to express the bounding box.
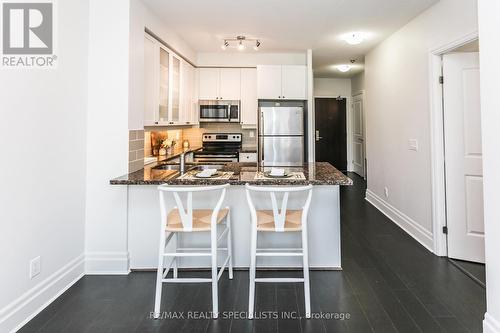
top-left (313, 78), bottom-right (351, 97)
top-left (197, 52), bottom-right (306, 67)
top-left (0, 0), bottom-right (88, 331)
top-left (364, 0), bottom-right (478, 250)
top-left (478, 1), bottom-right (500, 332)
top-left (84, 0), bottom-right (130, 274)
top-left (351, 72), bottom-right (365, 95)
top-left (129, 0), bottom-right (197, 130)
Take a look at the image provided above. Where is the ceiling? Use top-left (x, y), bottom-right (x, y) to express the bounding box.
top-left (142, 0), bottom-right (439, 78)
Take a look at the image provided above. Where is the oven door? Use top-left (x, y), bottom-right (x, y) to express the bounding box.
top-left (199, 105), bottom-right (229, 122)
top-left (193, 153), bottom-right (239, 163)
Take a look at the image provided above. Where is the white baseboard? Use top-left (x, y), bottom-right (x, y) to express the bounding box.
top-left (365, 189), bottom-right (434, 252)
top-left (0, 254), bottom-right (85, 333)
top-left (85, 251), bottom-right (130, 275)
top-left (485, 313), bottom-right (500, 333)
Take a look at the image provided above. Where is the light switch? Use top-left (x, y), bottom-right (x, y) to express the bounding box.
top-left (249, 131), bottom-right (255, 138)
top-left (408, 139), bottom-right (418, 151)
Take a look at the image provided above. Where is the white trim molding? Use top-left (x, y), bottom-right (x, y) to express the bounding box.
top-left (365, 190), bottom-right (434, 252)
top-left (484, 313), bottom-right (500, 333)
top-left (85, 252), bottom-right (130, 275)
top-left (0, 254), bottom-right (85, 333)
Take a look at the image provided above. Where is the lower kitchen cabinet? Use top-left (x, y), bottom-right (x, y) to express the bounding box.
top-left (239, 152), bottom-right (257, 162)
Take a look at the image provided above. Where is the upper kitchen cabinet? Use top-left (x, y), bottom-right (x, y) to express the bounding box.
top-left (257, 65), bottom-right (307, 100)
top-left (240, 68), bottom-right (258, 127)
top-left (198, 68), bottom-right (219, 100)
top-left (180, 60), bottom-right (198, 125)
top-left (281, 65), bottom-right (307, 100)
top-left (257, 65), bottom-right (282, 99)
top-left (144, 33), bottom-right (196, 126)
top-left (144, 34), bottom-right (158, 127)
top-left (198, 68), bottom-right (241, 100)
top-left (219, 68), bottom-right (241, 100)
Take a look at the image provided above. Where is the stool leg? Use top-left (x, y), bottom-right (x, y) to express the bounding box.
top-left (248, 226), bottom-right (257, 319)
top-left (173, 233), bottom-right (178, 279)
top-left (153, 230), bottom-right (166, 319)
top-left (227, 210), bottom-right (234, 280)
top-left (302, 226), bottom-right (311, 318)
top-left (211, 226), bottom-right (219, 319)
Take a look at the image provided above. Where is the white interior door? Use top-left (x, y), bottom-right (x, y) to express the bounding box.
top-left (352, 94), bottom-right (365, 178)
top-left (443, 52), bottom-right (484, 263)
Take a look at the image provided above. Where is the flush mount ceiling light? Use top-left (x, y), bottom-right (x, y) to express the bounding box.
top-left (221, 36), bottom-right (260, 51)
top-left (341, 32), bottom-right (366, 45)
top-left (336, 64), bottom-right (352, 72)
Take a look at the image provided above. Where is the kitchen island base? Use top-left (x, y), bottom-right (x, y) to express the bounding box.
top-left (128, 185), bottom-right (341, 270)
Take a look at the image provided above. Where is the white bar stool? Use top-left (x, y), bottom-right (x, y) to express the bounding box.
top-left (245, 183), bottom-right (313, 319)
top-left (154, 184), bottom-right (233, 319)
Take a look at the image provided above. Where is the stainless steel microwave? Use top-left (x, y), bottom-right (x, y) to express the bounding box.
top-left (199, 100), bottom-right (240, 123)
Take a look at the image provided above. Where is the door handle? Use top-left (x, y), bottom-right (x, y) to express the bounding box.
top-left (316, 130), bottom-right (323, 141)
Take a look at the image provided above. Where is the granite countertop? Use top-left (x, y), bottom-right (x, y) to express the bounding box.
top-left (110, 162), bottom-right (352, 186)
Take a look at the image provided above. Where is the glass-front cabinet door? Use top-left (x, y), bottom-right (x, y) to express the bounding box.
top-left (158, 47), bottom-right (169, 123)
top-left (169, 54), bottom-right (181, 124)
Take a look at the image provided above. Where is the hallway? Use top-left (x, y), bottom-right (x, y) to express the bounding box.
top-left (20, 174), bottom-right (486, 332)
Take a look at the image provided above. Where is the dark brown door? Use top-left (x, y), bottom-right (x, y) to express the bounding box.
top-left (315, 98), bottom-right (347, 171)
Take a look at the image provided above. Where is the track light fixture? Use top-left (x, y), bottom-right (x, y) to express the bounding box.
top-left (221, 36), bottom-right (261, 51)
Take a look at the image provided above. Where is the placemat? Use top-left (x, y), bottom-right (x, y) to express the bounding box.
top-left (178, 171), bottom-right (234, 180)
top-left (254, 171), bottom-right (306, 180)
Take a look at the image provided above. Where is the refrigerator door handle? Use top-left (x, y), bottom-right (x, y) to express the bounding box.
top-left (259, 136), bottom-right (264, 162)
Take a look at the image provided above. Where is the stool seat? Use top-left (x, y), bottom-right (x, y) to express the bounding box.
top-left (256, 210), bottom-right (302, 232)
top-left (166, 208), bottom-right (229, 232)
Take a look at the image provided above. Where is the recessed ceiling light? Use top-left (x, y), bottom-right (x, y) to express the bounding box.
top-left (336, 65), bottom-right (351, 72)
top-left (341, 32), bottom-right (366, 45)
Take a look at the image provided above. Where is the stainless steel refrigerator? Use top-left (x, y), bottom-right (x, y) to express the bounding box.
top-left (258, 101), bottom-right (305, 166)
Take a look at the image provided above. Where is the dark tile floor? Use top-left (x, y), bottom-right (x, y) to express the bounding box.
top-left (19, 173), bottom-right (486, 333)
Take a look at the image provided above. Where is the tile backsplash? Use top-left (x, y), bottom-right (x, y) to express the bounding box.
top-left (129, 130), bottom-right (144, 172)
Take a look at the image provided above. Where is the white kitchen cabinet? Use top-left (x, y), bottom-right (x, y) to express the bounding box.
top-left (144, 33), bottom-right (197, 126)
top-left (239, 152), bottom-right (257, 162)
top-left (198, 68), bottom-right (241, 100)
top-left (281, 65), bottom-right (307, 100)
top-left (219, 68), bottom-right (241, 100)
top-left (198, 68), bottom-right (219, 100)
top-left (257, 65), bottom-right (307, 100)
top-left (240, 68), bottom-right (258, 127)
top-left (257, 65), bottom-right (282, 99)
top-left (169, 53), bottom-right (181, 124)
top-left (180, 60), bottom-right (197, 125)
top-left (144, 34), bottom-right (158, 126)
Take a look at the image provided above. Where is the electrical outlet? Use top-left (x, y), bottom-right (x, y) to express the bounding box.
top-left (384, 187), bottom-right (389, 198)
top-left (30, 256), bottom-right (41, 279)
top-left (408, 139), bottom-right (418, 151)
top-left (249, 131), bottom-right (255, 138)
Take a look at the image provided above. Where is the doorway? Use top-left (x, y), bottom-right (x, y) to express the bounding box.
top-left (352, 93), bottom-right (366, 178)
top-left (314, 97), bottom-right (347, 171)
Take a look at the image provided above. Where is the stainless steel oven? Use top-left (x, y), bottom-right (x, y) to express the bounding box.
top-left (199, 100), bottom-right (240, 123)
top-left (193, 133), bottom-right (242, 163)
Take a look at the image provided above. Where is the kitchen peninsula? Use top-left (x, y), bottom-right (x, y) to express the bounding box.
top-left (111, 162), bottom-right (352, 270)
